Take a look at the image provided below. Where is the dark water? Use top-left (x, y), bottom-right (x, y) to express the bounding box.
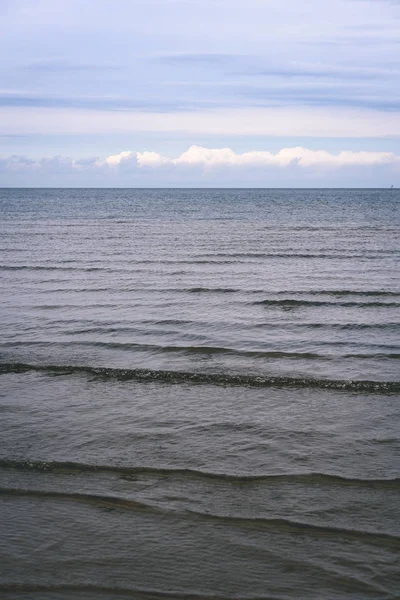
top-left (0, 188), bottom-right (399, 600)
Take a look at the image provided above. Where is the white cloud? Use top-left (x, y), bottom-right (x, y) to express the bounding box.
top-left (2, 146), bottom-right (400, 176)
top-left (136, 151), bottom-right (170, 168)
top-left (134, 145), bottom-right (400, 169)
top-left (1, 145), bottom-right (399, 187)
top-left (104, 150), bottom-right (134, 166)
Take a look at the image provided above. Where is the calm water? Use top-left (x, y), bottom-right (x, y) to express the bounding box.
top-left (0, 188), bottom-right (399, 600)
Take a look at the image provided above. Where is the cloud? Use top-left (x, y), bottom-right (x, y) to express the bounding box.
top-left (1, 145), bottom-right (399, 188)
top-left (0, 154), bottom-right (103, 173)
top-left (1, 106), bottom-right (400, 138)
top-left (104, 150), bottom-right (134, 166)
top-left (3, 146), bottom-right (400, 174)
top-left (136, 151), bottom-right (170, 168)
top-left (154, 53), bottom-right (240, 65)
top-left (135, 145), bottom-right (400, 170)
top-left (0, 0), bottom-right (398, 187)
top-left (23, 59), bottom-right (120, 72)
top-left (0, 92), bottom-right (195, 113)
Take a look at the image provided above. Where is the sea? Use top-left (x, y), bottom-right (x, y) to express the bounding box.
top-left (0, 188), bottom-right (399, 600)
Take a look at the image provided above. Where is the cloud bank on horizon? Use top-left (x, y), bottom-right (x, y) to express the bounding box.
top-left (2, 145), bottom-right (399, 187)
top-left (0, 0), bottom-right (399, 186)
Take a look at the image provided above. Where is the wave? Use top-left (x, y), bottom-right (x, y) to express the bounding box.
top-left (191, 252), bottom-right (397, 259)
top-left (1, 486), bottom-right (399, 549)
top-left (287, 290), bottom-right (400, 297)
top-left (30, 287), bottom-right (400, 297)
top-left (33, 286), bottom-right (241, 295)
top-left (1, 459), bottom-right (399, 488)
top-left (2, 342), bottom-right (399, 361)
top-left (0, 265), bottom-right (107, 272)
top-left (0, 362), bottom-right (399, 391)
top-left (185, 286), bottom-right (238, 293)
top-left (250, 322), bottom-right (400, 331)
top-left (2, 254), bottom-right (399, 273)
top-left (1, 362), bottom-right (399, 391)
top-left (0, 486), bottom-right (154, 512)
top-left (55, 323), bottom-right (400, 335)
top-left (188, 512), bottom-right (400, 546)
top-left (0, 583), bottom-right (282, 600)
top-left (154, 288), bottom-right (400, 298)
top-left (0, 341), bottom-right (312, 357)
top-left (44, 323), bottom-right (400, 337)
top-left (254, 299), bottom-right (400, 308)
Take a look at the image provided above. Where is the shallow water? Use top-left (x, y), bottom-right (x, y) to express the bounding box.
top-left (0, 188), bottom-right (399, 599)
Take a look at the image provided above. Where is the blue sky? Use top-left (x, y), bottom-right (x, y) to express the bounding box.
top-left (1, 0), bottom-right (399, 186)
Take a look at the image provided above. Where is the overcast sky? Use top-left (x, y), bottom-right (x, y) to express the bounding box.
top-left (1, 0), bottom-right (399, 186)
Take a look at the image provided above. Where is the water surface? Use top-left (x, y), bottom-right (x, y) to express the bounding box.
top-left (0, 188), bottom-right (399, 600)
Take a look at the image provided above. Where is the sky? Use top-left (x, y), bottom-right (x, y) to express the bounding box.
top-left (0, 0), bottom-right (399, 187)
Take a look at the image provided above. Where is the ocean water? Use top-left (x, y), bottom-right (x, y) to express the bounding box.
top-left (0, 188), bottom-right (399, 600)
